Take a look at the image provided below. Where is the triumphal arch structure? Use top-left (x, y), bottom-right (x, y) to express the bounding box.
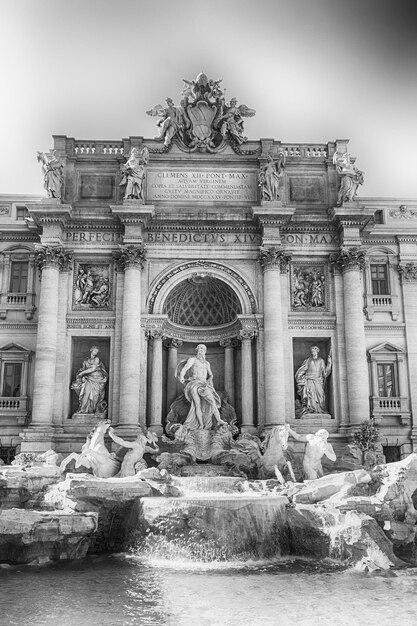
top-left (0, 72), bottom-right (416, 461)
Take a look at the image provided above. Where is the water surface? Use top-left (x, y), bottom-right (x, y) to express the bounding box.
top-left (1, 554), bottom-right (417, 626)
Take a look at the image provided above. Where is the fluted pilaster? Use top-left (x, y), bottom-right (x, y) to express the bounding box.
top-left (165, 338), bottom-right (182, 410)
top-left (219, 338), bottom-right (236, 405)
top-left (239, 330), bottom-right (256, 430)
top-left (148, 329), bottom-right (164, 434)
top-left (398, 261), bottom-right (417, 446)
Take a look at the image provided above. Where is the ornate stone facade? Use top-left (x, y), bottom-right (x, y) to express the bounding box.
top-left (0, 87), bottom-right (416, 460)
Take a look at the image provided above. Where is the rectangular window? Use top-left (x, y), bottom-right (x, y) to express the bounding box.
top-left (16, 206), bottom-right (28, 221)
top-left (9, 261), bottom-right (28, 293)
top-left (371, 264), bottom-right (388, 295)
top-left (377, 363), bottom-right (396, 397)
top-left (374, 210), bottom-right (384, 224)
top-left (2, 363), bottom-right (22, 397)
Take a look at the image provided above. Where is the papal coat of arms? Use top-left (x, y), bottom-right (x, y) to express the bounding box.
top-left (146, 72), bottom-right (255, 152)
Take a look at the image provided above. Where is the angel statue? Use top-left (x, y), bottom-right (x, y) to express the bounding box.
top-left (218, 97), bottom-right (256, 145)
top-left (333, 151), bottom-right (364, 205)
top-left (146, 97), bottom-right (187, 147)
top-left (36, 150), bottom-right (64, 199)
top-left (258, 152), bottom-right (286, 202)
top-left (119, 146), bottom-right (149, 201)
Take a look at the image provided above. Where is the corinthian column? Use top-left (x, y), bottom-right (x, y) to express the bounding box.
top-left (165, 338), bottom-right (182, 410)
top-left (332, 247), bottom-right (369, 425)
top-left (148, 329), bottom-right (164, 434)
top-left (239, 330), bottom-right (256, 431)
top-left (258, 247), bottom-right (291, 426)
top-left (113, 244), bottom-right (146, 435)
top-left (220, 338), bottom-right (235, 405)
top-left (21, 246), bottom-right (72, 451)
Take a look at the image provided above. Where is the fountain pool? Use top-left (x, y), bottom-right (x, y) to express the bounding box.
top-left (1, 554), bottom-right (417, 626)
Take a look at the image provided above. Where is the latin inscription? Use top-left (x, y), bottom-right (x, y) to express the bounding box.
top-left (64, 230), bottom-right (338, 246)
top-left (281, 233), bottom-right (339, 245)
top-left (66, 231), bottom-right (122, 243)
top-left (146, 232), bottom-right (261, 244)
top-left (147, 169), bottom-right (257, 203)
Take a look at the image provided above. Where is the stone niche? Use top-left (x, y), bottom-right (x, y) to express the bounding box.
top-left (70, 337), bottom-right (110, 418)
top-left (292, 338), bottom-right (333, 419)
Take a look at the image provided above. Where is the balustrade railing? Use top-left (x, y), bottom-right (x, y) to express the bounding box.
top-left (371, 397), bottom-right (407, 413)
top-left (0, 397), bottom-right (28, 411)
top-left (281, 144), bottom-right (328, 158)
top-left (74, 141), bottom-right (124, 155)
top-left (7, 293), bottom-right (27, 305)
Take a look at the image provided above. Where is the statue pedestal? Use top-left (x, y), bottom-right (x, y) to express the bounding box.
top-left (70, 412), bottom-right (108, 423)
top-left (296, 412), bottom-right (332, 420)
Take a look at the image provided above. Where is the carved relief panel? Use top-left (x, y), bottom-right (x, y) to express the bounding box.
top-left (72, 261), bottom-right (112, 310)
top-left (290, 263), bottom-right (328, 312)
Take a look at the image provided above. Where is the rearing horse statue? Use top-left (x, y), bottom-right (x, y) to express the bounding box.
top-left (60, 420), bottom-right (121, 478)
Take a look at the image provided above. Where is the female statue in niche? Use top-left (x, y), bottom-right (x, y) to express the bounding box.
top-left (71, 346), bottom-right (108, 415)
top-left (295, 346), bottom-right (332, 415)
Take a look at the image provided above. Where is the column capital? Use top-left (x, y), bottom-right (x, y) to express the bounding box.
top-left (239, 329), bottom-right (257, 341)
top-left (258, 246), bottom-right (291, 272)
top-left (330, 246), bottom-right (366, 272)
top-left (398, 261), bottom-right (417, 283)
top-left (35, 245), bottom-right (73, 272)
top-left (164, 337), bottom-right (183, 349)
top-left (113, 244), bottom-right (147, 270)
top-left (146, 328), bottom-right (165, 341)
top-left (219, 338), bottom-right (238, 348)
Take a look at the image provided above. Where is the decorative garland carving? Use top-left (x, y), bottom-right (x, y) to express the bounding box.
top-left (398, 262), bottom-right (417, 283)
top-left (147, 260), bottom-right (257, 314)
top-left (113, 244), bottom-right (146, 270)
top-left (258, 246), bottom-right (291, 272)
top-left (330, 247), bottom-right (366, 272)
top-left (35, 246), bottom-right (72, 271)
top-left (389, 205), bottom-right (417, 219)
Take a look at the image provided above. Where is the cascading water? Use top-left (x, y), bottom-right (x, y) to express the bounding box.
top-left (131, 477), bottom-right (290, 562)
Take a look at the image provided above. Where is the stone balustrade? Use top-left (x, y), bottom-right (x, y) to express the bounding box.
top-left (281, 144), bottom-right (328, 158)
top-left (73, 142), bottom-right (124, 155)
top-left (0, 397), bottom-right (28, 411)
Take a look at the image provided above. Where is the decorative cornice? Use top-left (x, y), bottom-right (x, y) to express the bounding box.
top-left (329, 246), bottom-right (366, 272)
top-left (113, 244), bottom-right (146, 270)
top-left (258, 246), bottom-right (291, 272)
top-left (398, 262), bottom-right (417, 283)
top-left (35, 245), bottom-right (73, 271)
top-left (364, 323), bottom-right (405, 332)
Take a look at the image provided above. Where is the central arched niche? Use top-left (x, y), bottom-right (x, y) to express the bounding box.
top-left (163, 275), bottom-right (242, 327)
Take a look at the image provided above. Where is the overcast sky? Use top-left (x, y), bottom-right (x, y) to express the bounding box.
top-left (0, 0), bottom-right (416, 198)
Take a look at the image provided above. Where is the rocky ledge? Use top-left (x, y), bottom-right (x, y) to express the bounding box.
top-left (0, 455), bottom-right (416, 570)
